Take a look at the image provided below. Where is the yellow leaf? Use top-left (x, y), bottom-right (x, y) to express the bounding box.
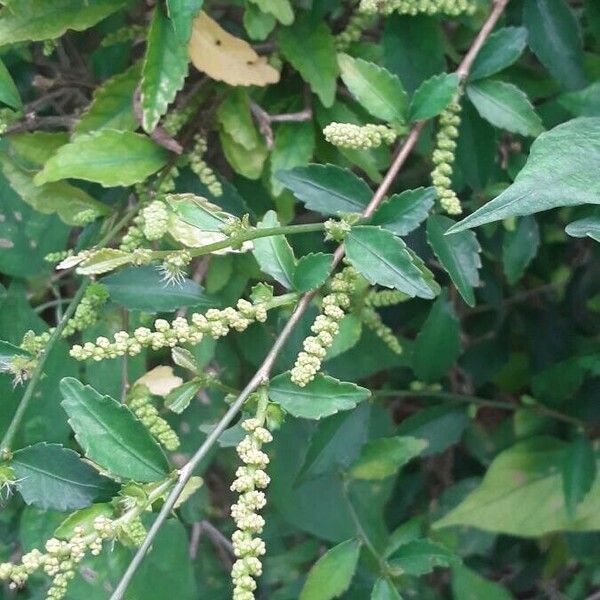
top-left (188, 12), bottom-right (279, 86)
top-left (135, 366), bottom-right (183, 397)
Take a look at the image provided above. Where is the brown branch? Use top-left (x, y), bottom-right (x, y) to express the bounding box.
top-left (250, 99), bottom-right (313, 148)
top-left (5, 115), bottom-right (76, 134)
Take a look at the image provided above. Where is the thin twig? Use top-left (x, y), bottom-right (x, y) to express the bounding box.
top-left (250, 100), bottom-right (313, 148)
top-left (5, 115), bottom-right (76, 134)
top-left (108, 3), bottom-right (511, 596)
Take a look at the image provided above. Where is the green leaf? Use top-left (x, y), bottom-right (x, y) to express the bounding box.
top-left (0, 338), bottom-right (31, 363)
top-left (345, 226), bottom-right (438, 299)
top-left (292, 253), bottom-right (334, 292)
top-left (249, 0), bottom-right (293, 25)
top-left (34, 130), bottom-right (169, 188)
top-left (469, 27), bottom-right (528, 81)
top-left (278, 13), bottom-right (338, 107)
top-left (276, 163), bottom-right (372, 216)
top-left (451, 565), bottom-right (514, 600)
top-left (102, 266), bottom-right (217, 313)
top-left (220, 128), bottom-right (267, 180)
top-left (350, 436), bottom-right (427, 480)
top-left (466, 80), bottom-right (544, 137)
top-left (412, 290), bottom-right (461, 381)
top-left (388, 539), bottom-right (458, 576)
top-left (370, 187), bottom-right (435, 236)
top-left (9, 131), bottom-right (69, 166)
top-left (338, 53), bottom-right (408, 123)
top-left (76, 248), bottom-right (133, 275)
top-left (165, 380), bottom-right (202, 414)
top-left (75, 63), bottom-right (141, 135)
top-left (565, 215), bottom-right (600, 242)
top-left (0, 0), bottom-right (127, 44)
top-left (60, 378), bottom-right (170, 482)
top-left (54, 504), bottom-right (115, 539)
top-left (12, 443), bottom-right (117, 511)
top-left (426, 215), bottom-right (481, 307)
top-left (217, 90), bottom-right (262, 151)
top-left (252, 210), bottom-right (297, 289)
top-left (0, 58), bottom-right (21, 108)
top-left (269, 373), bottom-right (370, 420)
top-left (562, 434), bottom-right (597, 518)
top-left (397, 405), bottom-right (468, 456)
top-left (0, 154), bottom-right (110, 226)
top-left (167, 0), bottom-right (204, 43)
top-left (523, 0), bottom-right (586, 91)
top-left (409, 73), bottom-right (460, 122)
top-left (299, 538), bottom-right (361, 600)
top-left (559, 81), bottom-right (600, 117)
top-left (244, 4), bottom-right (276, 41)
top-left (433, 437), bottom-right (600, 536)
top-left (502, 216), bottom-right (540, 284)
top-left (371, 578), bottom-right (404, 600)
top-left (141, 6), bottom-right (189, 133)
top-left (448, 118), bottom-right (600, 232)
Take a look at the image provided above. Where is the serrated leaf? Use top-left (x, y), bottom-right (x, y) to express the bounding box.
top-left (276, 163), bottom-right (372, 216)
top-left (165, 380), bottom-right (202, 413)
top-left (269, 373), bottom-right (370, 420)
top-left (252, 210), bottom-right (296, 288)
top-left (448, 118), bottom-right (600, 232)
top-left (167, 0), bottom-right (204, 43)
top-left (426, 215), bottom-right (481, 306)
top-left (292, 253), bottom-right (333, 292)
top-left (102, 266), bottom-right (217, 313)
top-left (370, 187), bottom-right (435, 236)
top-left (433, 437), bottom-right (600, 536)
top-left (350, 436), bottom-right (427, 480)
top-left (0, 154), bottom-right (110, 226)
top-left (0, 58), bottom-right (21, 108)
top-left (250, 0), bottom-right (293, 25)
top-left (388, 539), bottom-right (458, 576)
top-left (470, 27), bottom-right (528, 81)
top-left (502, 216), bottom-right (539, 284)
top-left (217, 90), bottom-right (262, 151)
top-left (371, 578), bottom-right (404, 600)
top-left (409, 73), bottom-right (460, 122)
top-left (141, 6), bottom-right (189, 133)
top-left (523, 0), bottom-right (586, 91)
top-left (412, 290), bottom-right (461, 382)
top-left (76, 249), bottom-right (133, 275)
top-left (60, 378), bottom-right (170, 482)
top-left (34, 130), bottom-right (169, 187)
top-left (565, 215), bottom-right (600, 242)
top-left (75, 63), bottom-right (141, 135)
top-left (562, 434), bottom-right (597, 518)
top-left (12, 443), bottom-right (117, 511)
top-left (0, 0), bottom-right (127, 44)
top-left (220, 127), bottom-right (268, 180)
top-left (189, 11), bottom-right (279, 86)
top-left (451, 565), bottom-right (514, 600)
top-left (338, 53), bottom-right (408, 123)
top-left (466, 80), bottom-right (544, 137)
top-left (278, 13), bottom-right (338, 107)
top-left (345, 226), bottom-right (438, 299)
top-left (299, 538), bottom-right (361, 600)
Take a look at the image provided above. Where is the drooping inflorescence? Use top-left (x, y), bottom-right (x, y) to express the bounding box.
top-left (323, 122), bottom-right (397, 150)
top-left (335, 10), bottom-right (373, 51)
top-left (141, 200), bottom-right (170, 241)
top-left (361, 306), bottom-right (403, 354)
top-left (229, 411), bottom-right (272, 600)
top-left (359, 0), bottom-right (476, 15)
top-left (365, 288), bottom-right (409, 307)
top-left (431, 94), bottom-right (463, 215)
top-left (291, 266), bottom-right (359, 387)
top-left (189, 134), bottom-right (223, 197)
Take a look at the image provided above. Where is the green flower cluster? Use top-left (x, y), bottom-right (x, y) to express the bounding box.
top-left (323, 122), bottom-right (397, 150)
top-left (431, 95), bottom-right (463, 215)
top-left (359, 0), bottom-right (475, 15)
top-left (70, 208), bottom-right (99, 226)
top-left (190, 134), bottom-right (223, 197)
top-left (141, 200), bottom-right (169, 241)
top-left (159, 250), bottom-right (192, 285)
top-left (291, 266), bottom-right (359, 387)
top-left (70, 298), bottom-right (270, 362)
top-left (361, 306), bottom-right (402, 354)
top-left (365, 288), bottom-right (409, 307)
top-left (230, 416), bottom-right (272, 600)
top-left (101, 24), bottom-right (146, 47)
top-left (0, 107), bottom-right (19, 136)
top-left (335, 11), bottom-right (372, 51)
top-left (0, 516), bottom-right (116, 599)
top-left (128, 384), bottom-right (180, 451)
top-left (62, 283), bottom-right (109, 338)
top-left (118, 517), bottom-right (147, 547)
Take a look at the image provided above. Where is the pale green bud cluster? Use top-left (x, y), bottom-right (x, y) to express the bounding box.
top-left (361, 306), bottom-right (402, 354)
top-left (291, 267), bottom-right (359, 387)
top-left (323, 122), bottom-right (397, 150)
top-left (365, 288), bottom-right (409, 307)
top-left (70, 298), bottom-right (269, 362)
top-left (45, 250), bottom-right (71, 263)
top-left (432, 96), bottom-right (463, 215)
top-left (62, 283), bottom-right (109, 338)
top-left (101, 24), bottom-right (146, 47)
top-left (359, 0), bottom-right (476, 15)
top-left (71, 209), bottom-right (99, 226)
top-left (118, 517), bottom-right (147, 547)
top-left (159, 250), bottom-right (192, 285)
top-left (2, 354), bottom-right (38, 386)
top-left (42, 39), bottom-right (57, 56)
top-left (324, 218), bottom-right (352, 243)
top-left (190, 134), bottom-right (223, 197)
top-left (335, 12), bottom-right (373, 51)
top-left (141, 200), bottom-right (169, 241)
top-left (0, 108), bottom-right (19, 136)
top-left (0, 516), bottom-right (116, 599)
top-left (230, 417), bottom-right (273, 600)
top-left (128, 384), bottom-right (180, 451)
